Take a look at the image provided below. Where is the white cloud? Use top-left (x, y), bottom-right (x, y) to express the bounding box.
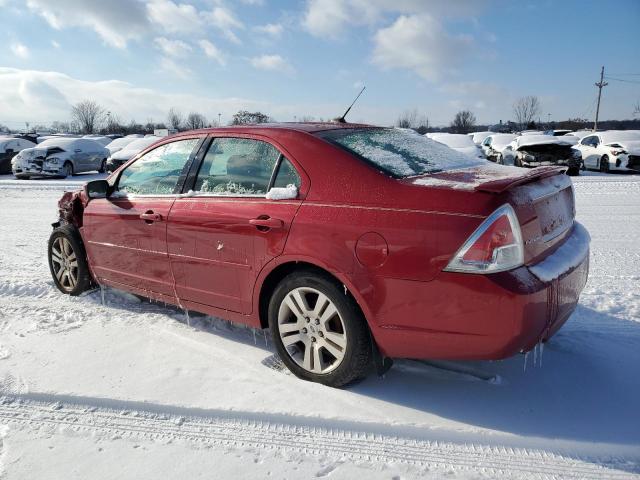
top-left (199, 39), bottom-right (225, 66)
top-left (51, 40), bottom-right (61, 49)
top-left (249, 54), bottom-right (294, 74)
top-left (146, 0), bottom-right (201, 35)
top-left (159, 57), bottom-right (192, 79)
top-left (11, 42), bottom-right (30, 59)
top-left (204, 6), bottom-right (244, 44)
top-left (254, 23), bottom-right (283, 37)
top-left (372, 14), bottom-right (473, 81)
top-left (26, 0), bottom-right (149, 48)
top-left (154, 37), bottom-right (192, 57)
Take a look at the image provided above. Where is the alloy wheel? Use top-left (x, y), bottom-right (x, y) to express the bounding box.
top-left (50, 237), bottom-right (79, 292)
top-left (277, 287), bottom-right (347, 374)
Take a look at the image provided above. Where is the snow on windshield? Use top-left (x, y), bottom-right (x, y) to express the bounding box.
top-left (431, 134), bottom-right (475, 148)
top-left (318, 128), bottom-right (484, 177)
top-left (490, 135), bottom-right (517, 149)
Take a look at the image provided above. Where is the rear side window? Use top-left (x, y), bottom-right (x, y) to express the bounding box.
top-left (317, 128), bottom-right (484, 177)
top-left (272, 158), bottom-right (301, 188)
top-left (194, 138), bottom-right (280, 195)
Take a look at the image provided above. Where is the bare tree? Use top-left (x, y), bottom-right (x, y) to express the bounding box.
top-left (185, 112), bottom-right (207, 130)
top-left (513, 96), bottom-right (541, 131)
top-left (167, 108), bottom-right (184, 131)
top-left (450, 110), bottom-right (476, 134)
top-left (396, 109), bottom-right (419, 129)
top-left (70, 100), bottom-right (105, 134)
top-left (231, 110), bottom-right (270, 125)
top-left (633, 101), bottom-right (640, 117)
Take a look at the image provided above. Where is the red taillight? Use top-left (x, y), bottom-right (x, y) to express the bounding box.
top-left (445, 204), bottom-right (524, 274)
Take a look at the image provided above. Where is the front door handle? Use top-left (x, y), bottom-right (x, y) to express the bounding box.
top-left (249, 216), bottom-right (283, 230)
top-left (140, 211), bottom-right (162, 223)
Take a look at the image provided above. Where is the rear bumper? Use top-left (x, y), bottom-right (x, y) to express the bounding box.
top-left (370, 224), bottom-right (590, 360)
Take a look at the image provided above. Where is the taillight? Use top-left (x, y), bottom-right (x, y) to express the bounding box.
top-left (444, 204), bottom-right (524, 274)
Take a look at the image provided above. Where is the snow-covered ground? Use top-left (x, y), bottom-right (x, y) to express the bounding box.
top-left (0, 172), bottom-right (638, 479)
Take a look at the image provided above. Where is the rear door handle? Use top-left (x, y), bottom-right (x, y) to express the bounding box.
top-left (249, 216), bottom-right (283, 230)
top-left (140, 211), bottom-right (162, 223)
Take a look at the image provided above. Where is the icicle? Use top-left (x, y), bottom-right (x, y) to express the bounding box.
top-left (343, 284), bottom-right (347, 295)
top-left (263, 330), bottom-right (268, 348)
top-left (533, 344), bottom-right (538, 367)
top-left (100, 285), bottom-right (105, 306)
top-left (184, 309), bottom-right (190, 327)
top-left (252, 329), bottom-right (257, 346)
top-left (539, 342), bottom-right (544, 367)
top-left (523, 351), bottom-right (529, 372)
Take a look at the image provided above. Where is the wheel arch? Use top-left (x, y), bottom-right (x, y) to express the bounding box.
top-left (255, 258), bottom-right (372, 332)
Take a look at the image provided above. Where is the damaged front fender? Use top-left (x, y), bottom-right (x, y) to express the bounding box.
top-left (55, 189), bottom-right (86, 229)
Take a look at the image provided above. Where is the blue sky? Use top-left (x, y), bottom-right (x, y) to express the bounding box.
top-left (1, 0), bottom-right (639, 129)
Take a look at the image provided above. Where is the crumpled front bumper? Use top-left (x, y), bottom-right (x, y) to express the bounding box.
top-left (12, 158), bottom-right (64, 177)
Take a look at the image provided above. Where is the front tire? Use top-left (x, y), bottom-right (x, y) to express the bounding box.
top-left (269, 271), bottom-right (372, 387)
top-left (62, 161), bottom-right (74, 178)
top-left (567, 166), bottom-right (580, 176)
top-left (48, 225), bottom-right (92, 296)
top-left (600, 155), bottom-right (610, 173)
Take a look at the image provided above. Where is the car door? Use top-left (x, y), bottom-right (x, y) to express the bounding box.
top-left (167, 136), bottom-right (306, 314)
top-left (82, 136), bottom-right (203, 297)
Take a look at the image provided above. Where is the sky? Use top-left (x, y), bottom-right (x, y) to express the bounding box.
top-left (0, 0), bottom-right (639, 130)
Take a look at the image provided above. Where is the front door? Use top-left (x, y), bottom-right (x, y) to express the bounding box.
top-left (82, 136), bottom-right (202, 296)
top-left (167, 136), bottom-right (305, 313)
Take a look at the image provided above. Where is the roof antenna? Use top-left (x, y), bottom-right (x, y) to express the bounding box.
top-left (335, 86), bottom-right (366, 123)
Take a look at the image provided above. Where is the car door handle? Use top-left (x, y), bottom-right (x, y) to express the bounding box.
top-left (140, 211), bottom-right (162, 223)
top-left (249, 216), bottom-right (283, 230)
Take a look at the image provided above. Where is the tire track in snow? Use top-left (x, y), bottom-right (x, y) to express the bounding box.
top-left (0, 395), bottom-right (636, 479)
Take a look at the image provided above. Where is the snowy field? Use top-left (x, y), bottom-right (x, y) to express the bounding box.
top-left (0, 172), bottom-right (638, 479)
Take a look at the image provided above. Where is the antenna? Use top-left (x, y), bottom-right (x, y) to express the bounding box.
top-left (335, 86), bottom-right (366, 123)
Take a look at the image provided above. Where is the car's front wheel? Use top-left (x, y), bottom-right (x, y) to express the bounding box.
top-left (62, 161), bottom-right (74, 178)
top-left (48, 225), bottom-right (92, 296)
top-left (269, 271), bottom-right (372, 387)
top-left (600, 155), bottom-right (610, 173)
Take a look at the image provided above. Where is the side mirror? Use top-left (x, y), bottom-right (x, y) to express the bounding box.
top-left (85, 179), bottom-right (110, 200)
top-left (265, 185), bottom-right (298, 200)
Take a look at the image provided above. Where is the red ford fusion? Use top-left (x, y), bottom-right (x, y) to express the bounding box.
top-left (48, 124), bottom-right (590, 387)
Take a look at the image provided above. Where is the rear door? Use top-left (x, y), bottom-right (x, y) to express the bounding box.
top-left (580, 136), bottom-right (598, 168)
top-left (83, 136), bottom-right (203, 296)
top-left (167, 135), bottom-right (306, 314)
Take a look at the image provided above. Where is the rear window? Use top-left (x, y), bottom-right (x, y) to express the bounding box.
top-left (317, 128), bottom-right (484, 177)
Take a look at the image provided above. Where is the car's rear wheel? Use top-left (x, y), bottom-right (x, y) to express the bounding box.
top-left (496, 153), bottom-right (504, 165)
top-left (269, 271), bottom-right (372, 387)
top-left (98, 159), bottom-right (107, 173)
top-left (567, 166), bottom-right (580, 176)
top-left (62, 161), bottom-right (74, 178)
top-left (48, 225), bottom-right (92, 296)
top-left (600, 155), bottom-right (610, 173)
top-left (15, 174), bottom-right (29, 180)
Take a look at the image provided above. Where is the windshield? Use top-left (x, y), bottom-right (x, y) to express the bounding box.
top-left (121, 137), bottom-right (160, 152)
top-left (317, 128), bottom-right (484, 177)
top-left (431, 134), bottom-right (475, 148)
top-left (490, 135), bottom-right (516, 148)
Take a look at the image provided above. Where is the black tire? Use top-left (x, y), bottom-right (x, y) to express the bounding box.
top-left (62, 161), bottom-right (74, 178)
top-left (268, 270), bottom-right (372, 387)
top-left (496, 154), bottom-right (504, 165)
top-left (98, 159), bottom-right (107, 173)
top-left (15, 174), bottom-right (29, 180)
top-left (48, 224), bottom-right (93, 296)
top-left (580, 160), bottom-right (586, 171)
top-left (600, 155), bottom-right (610, 173)
top-left (567, 166), bottom-right (580, 176)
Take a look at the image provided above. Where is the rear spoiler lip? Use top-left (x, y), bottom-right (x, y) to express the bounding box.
top-left (474, 166), bottom-right (567, 194)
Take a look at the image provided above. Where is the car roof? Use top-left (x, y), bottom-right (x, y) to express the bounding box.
top-left (169, 122), bottom-right (377, 138)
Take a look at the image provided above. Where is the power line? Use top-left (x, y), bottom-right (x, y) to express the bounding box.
top-left (604, 76), bottom-right (640, 84)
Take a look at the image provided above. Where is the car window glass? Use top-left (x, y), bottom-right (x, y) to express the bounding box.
top-left (272, 158), bottom-right (301, 188)
top-left (194, 138), bottom-right (280, 195)
top-left (117, 138), bottom-right (199, 195)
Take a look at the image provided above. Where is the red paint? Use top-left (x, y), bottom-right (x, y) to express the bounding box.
top-left (66, 123), bottom-right (589, 361)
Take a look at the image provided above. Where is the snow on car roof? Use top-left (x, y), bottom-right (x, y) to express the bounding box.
top-left (118, 136), bottom-right (162, 153)
top-left (599, 130), bottom-right (640, 144)
top-left (515, 135), bottom-right (577, 148)
top-left (431, 133), bottom-right (476, 148)
top-left (487, 134), bottom-right (516, 147)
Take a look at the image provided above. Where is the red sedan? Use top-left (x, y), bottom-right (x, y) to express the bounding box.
top-left (48, 124), bottom-right (590, 387)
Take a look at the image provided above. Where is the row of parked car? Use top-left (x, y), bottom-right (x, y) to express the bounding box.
top-left (428, 129), bottom-right (640, 176)
top-left (0, 133), bottom-right (162, 178)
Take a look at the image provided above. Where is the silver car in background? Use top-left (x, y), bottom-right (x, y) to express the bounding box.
top-left (11, 138), bottom-right (109, 178)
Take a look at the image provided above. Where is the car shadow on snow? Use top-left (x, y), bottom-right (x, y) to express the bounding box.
top-left (352, 304), bottom-right (640, 448)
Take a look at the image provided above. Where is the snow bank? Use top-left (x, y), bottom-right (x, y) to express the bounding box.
top-left (530, 222), bottom-right (590, 282)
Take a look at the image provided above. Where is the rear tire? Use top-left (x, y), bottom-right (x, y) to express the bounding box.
top-left (567, 166), bottom-right (580, 176)
top-left (48, 225), bottom-right (92, 296)
top-left (600, 155), bottom-right (610, 173)
top-left (268, 270), bottom-right (372, 387)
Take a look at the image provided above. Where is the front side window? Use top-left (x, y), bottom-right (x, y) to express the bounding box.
top-left (318, 128), bottom-right (485, 178)
top-left (117, 138), bottom-right (199, 195)
top-left (194, 138), bottom-right (281, 195)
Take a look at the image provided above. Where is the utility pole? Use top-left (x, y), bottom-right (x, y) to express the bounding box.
top-left (594, 66), bottom-right (608, 131)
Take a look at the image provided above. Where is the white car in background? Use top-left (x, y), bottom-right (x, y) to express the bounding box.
top-left (502, 135), bottom-right (581, 175)
top-left (575, 130), bottom-right (640, 172)
top-left (468, 131), bottom-right (492, 145)
top-left (105, 135), bottom-right (143, 156)
top-left (82, 135), bottom-right (113, 147)
top-left (106, 136), bottom-right (161, 172)
top-left (429, 133), bottom-right (486, 159)
top-left (11, 138), bottom-right (109, 178)
top-left (481, 134), bottom-right (517, 162)
top-left (0, 137), bottom-right (36, 174)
